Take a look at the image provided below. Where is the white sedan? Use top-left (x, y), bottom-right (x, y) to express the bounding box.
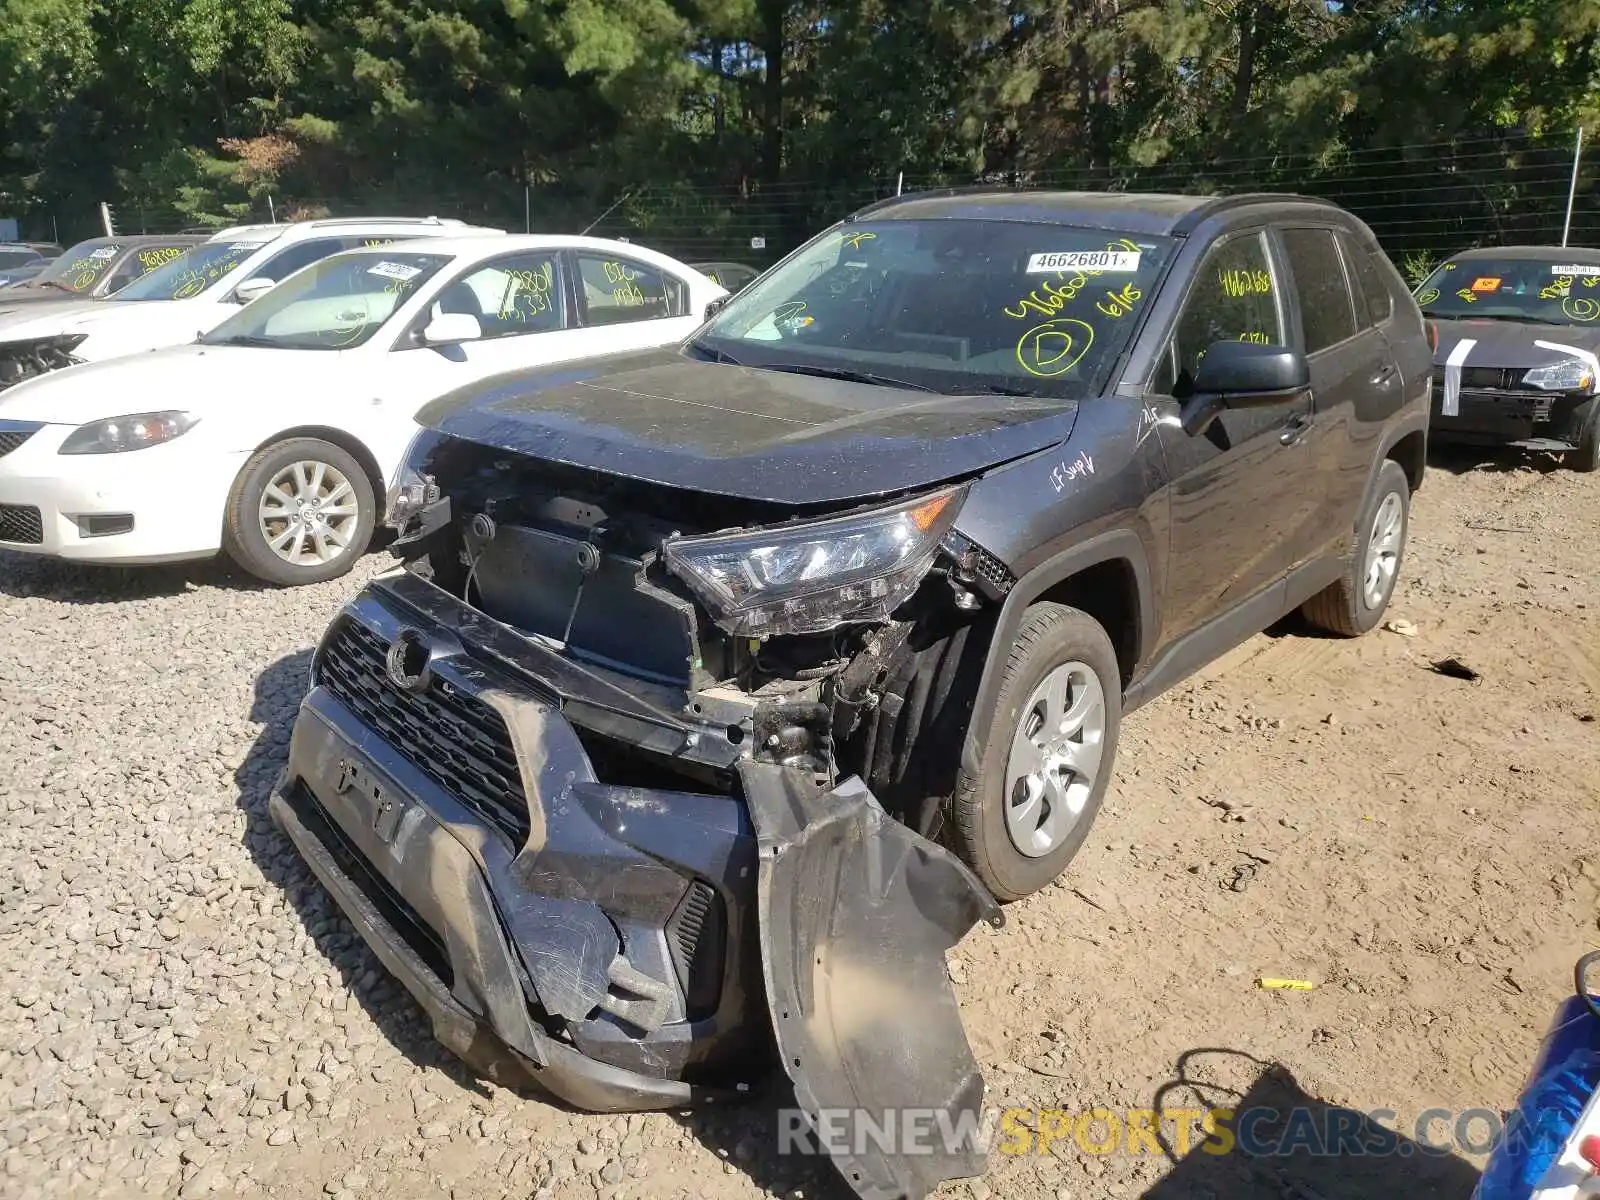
top-left (0, 235), bottom-right (727, 584)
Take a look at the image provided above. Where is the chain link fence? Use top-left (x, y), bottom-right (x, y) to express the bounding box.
top-left (18, 130), bottom-right (1597, 283)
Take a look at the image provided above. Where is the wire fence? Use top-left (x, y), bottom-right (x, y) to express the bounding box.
top-left (21, 130), bottom-right (1599, 284)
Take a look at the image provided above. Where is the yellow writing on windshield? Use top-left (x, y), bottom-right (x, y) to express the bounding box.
top-left (1095, 283), bottom-right (1142, 318)
top-left (1456, 288), bottom-right (1478, 304)
top-left (1416, 288), bottom-right (1440, 306)
top-left (1003, 238), bottom-right (1142, 320)
top-left (841, 231), bottom-right (877, 251)
top-left (1238, 331), bottom-right (1273, 344)
top-left (1564, 296), bottom-right (1600, 322)
top-left (1016, 318), bottom-right (1095, 378)
top-left (1540, 277), bottom-right (1573, 300)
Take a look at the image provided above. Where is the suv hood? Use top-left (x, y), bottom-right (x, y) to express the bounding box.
top-left (1430, 317), bottom-right (1600, 371)
top-left (416, 347), bottom-right (1079, 506)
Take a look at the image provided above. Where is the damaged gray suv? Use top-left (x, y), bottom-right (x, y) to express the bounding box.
top-left (269, 189), bottom-right (1431, 1198)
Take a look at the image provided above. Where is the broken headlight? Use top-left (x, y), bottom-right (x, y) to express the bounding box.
top-left (1522, 358), bottom-right (1596, 392)
top-left (664, 486), bottom-right (967, 637)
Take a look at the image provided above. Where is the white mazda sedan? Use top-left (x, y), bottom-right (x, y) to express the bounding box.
top-left (0, 235), bottom-right (727, 584)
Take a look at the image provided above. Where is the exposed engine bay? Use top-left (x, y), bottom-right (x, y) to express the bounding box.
top-left (0, 335), bottom-right (86, 392)
top-left (389, 436), bottom-right (1014, 835)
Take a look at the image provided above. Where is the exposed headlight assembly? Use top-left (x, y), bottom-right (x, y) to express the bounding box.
top-left (58, 410), bottom-right (198, 454)
top-left (1522, 358), bottom-right (1596, 392)
top-left (664, 486), bottom-right (967, 637)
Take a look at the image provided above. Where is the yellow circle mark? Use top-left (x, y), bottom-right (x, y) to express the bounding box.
top-left (1416, 288), bottom-right (1439, 305)
top-left (1564, 296), bottom-right (1600, 322)
top-left (1016, 318), bottom-right (1095, 378)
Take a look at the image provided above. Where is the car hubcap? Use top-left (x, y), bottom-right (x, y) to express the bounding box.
top-left (1362, 491), bottom-right (1405, 610)
top-left (1004, 661), bottom-right (1106, 858)
top-left (259, 460), bottom-right (360, 567)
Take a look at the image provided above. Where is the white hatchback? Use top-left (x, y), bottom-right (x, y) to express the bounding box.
top-left (0, 235), bottom-right (727, 584)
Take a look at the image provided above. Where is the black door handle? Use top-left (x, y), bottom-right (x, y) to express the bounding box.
top-left (1280, 413), bottom-right (1312, 445)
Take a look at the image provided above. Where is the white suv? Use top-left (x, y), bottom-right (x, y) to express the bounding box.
top-left (0, 217), bottom-right (504, 382)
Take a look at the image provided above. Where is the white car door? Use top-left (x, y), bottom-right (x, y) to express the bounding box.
top-left (369, 248), bottom-right (589, 472)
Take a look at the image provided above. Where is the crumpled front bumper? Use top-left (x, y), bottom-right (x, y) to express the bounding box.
top-left (269, 570), bottom-right (1005, 1198)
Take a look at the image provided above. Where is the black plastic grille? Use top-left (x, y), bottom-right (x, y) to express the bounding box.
top-left (1433, 366), bottom-right (1528, 391)
top-left (0, 504), bottom-right (43, 545)
top-left (317, 618), bottom-right (531, 847)
top-left (0, 430), bottom-right (34, 458)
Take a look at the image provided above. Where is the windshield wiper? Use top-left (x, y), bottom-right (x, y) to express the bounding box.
top-left (686, 337), bottom-right (743, 366)
top-left (767, 363), bottom-right (937, 392)
top-left (207, 334), bottom-right (283, 348)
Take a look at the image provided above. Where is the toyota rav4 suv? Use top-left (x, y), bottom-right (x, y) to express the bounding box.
top-left (270, 190), bottom-right (1431, 1200)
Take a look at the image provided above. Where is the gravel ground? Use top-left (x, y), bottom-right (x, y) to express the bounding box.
top-left (1, 447), bottom-right (1597, 1200)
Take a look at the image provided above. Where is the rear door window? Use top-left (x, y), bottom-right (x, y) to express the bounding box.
top-left (1281, 228), bottom-right (1358, 352)
top-left (574, 254), bottom-right (682, 326)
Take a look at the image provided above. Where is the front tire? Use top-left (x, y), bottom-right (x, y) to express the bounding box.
top-left (1570, 397), bottom-right (1600, 473)
top-left (1301, 457), bottom-right (1410, 636)
top-left (223, 438), bottom-right (375, 586)
top-left (948, 603), bottom-right (1121, 902)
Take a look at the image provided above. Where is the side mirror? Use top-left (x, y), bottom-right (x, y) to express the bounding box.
top-left (704, 294), bottom-right (731, 321)
top-left (233, 277), bottom-right (277, 305)
top-left (1179, 341), bottom-right (1310, 436)
top-left (419, 312), bottom-right (481, 346)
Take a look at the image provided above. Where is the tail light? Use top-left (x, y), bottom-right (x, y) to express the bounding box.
top-left (1426, 320), bottom-right (1438, 353)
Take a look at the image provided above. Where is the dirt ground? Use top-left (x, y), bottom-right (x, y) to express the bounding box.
top-left (1, 444), bottom-right (1597, 1200)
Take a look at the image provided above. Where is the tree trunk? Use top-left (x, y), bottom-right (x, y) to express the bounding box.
top-left (760, 0), bottom-right (784, 186)
top-left (1231, 1), bottom-right (1258, 124)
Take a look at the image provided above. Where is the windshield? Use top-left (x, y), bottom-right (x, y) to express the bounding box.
top-left (27, 240), bottom-right (123, 292)
top-left (201, 251), bottom-right (451, 350)
top-left (693, 219), bottom-right (1176, 395)
top-left (1416, 256), bottom-right (1600, 326)
top-left (116, 240), bottom-right (268, 302)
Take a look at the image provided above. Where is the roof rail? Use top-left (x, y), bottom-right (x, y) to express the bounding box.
top-left (304, 216), bottom-right (465, 228)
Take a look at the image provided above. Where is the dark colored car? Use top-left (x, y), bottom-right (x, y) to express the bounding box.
top-left (0, 234), bottom-right (205, 309)
top-left (269, 190), bottom-right (1430, 1199)
top-left (689, 260), bottom-right (762, 292)
top-left (1415, 245), bottom-right (1600, 470)
top-left (0, 244), bottom-right (48, 273)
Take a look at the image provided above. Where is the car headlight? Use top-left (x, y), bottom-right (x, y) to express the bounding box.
top-left (663, 486), bottom-right (967, 637)
top-left (58, 410), bottom-right (199, 455)
top-left (1522, 359), bottom-right (1596, 392)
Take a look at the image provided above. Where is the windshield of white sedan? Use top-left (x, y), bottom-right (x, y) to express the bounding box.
top-left (116, 241), bottom-right (267, 302)
top-left (693, 219), bottom-right (1176, 394)
top-left (202, 252), bottom-right (451, 350)
top-left (1416, 257), bottom-right (1600, 325)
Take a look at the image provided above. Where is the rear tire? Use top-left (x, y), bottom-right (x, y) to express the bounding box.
top-left (1301, 458), bottom-right (1410, 637)
top-left (223, 438), bottom-right (375, 586)
top-left (947, 603), bottom-right (1121, 902)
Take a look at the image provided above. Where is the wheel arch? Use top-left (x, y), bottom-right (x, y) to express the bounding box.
top-left (247, 425), bottom-right (388, 513)
top-left (958, 529), bottom-right (1154, 778)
